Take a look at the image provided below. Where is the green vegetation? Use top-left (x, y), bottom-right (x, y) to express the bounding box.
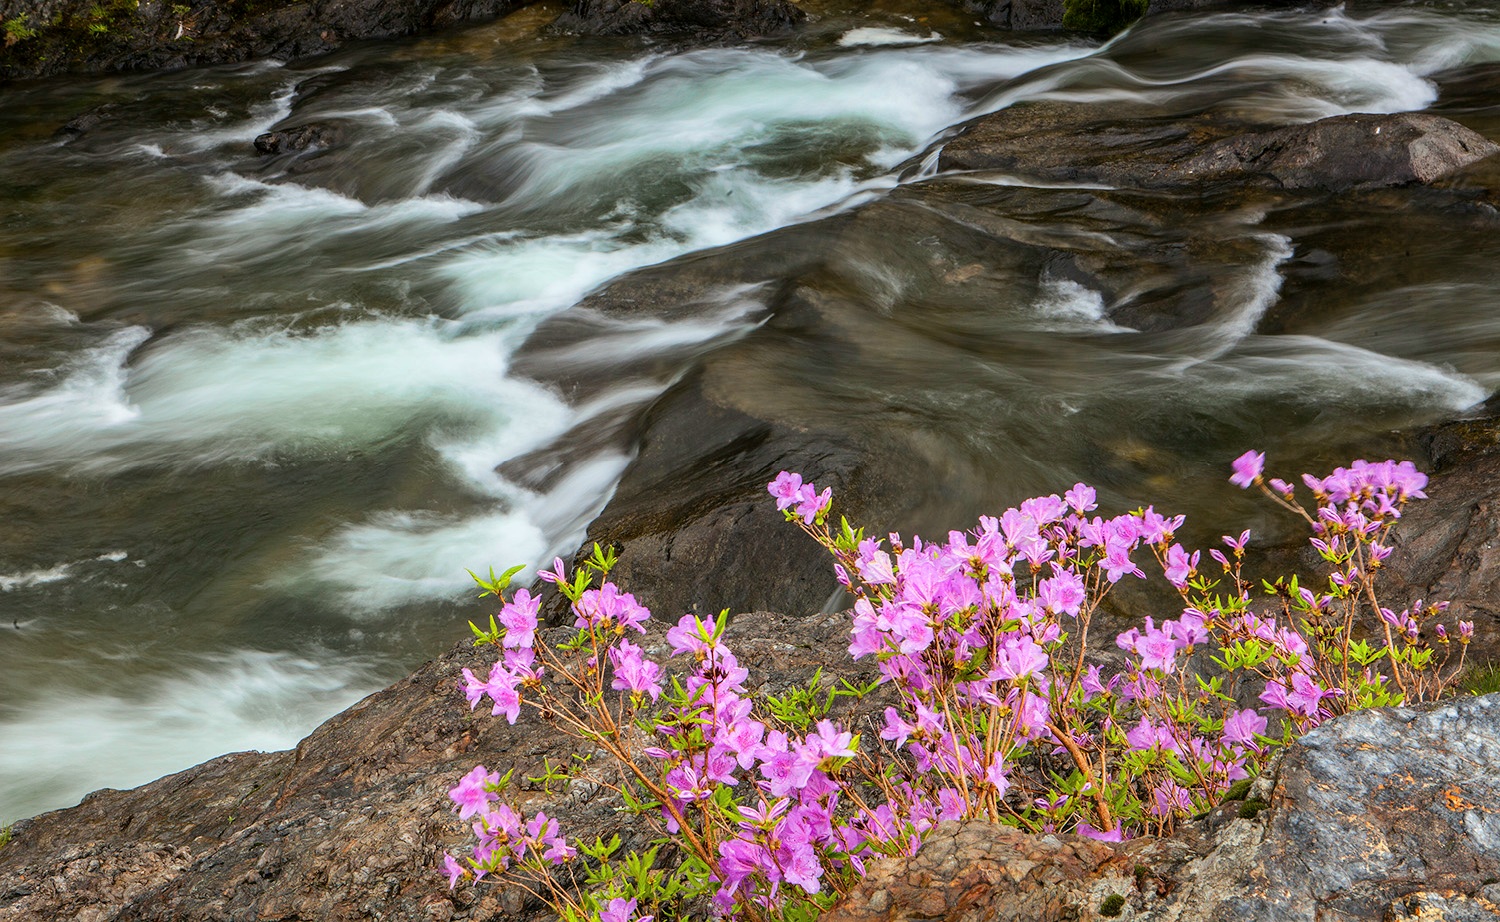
top-left (1461, 662), bottom-right (1500, 697)
top-left (0, 824), bottom-right (13, 849)
top-left (1062, 0), bottom-right (1148, 34)
top-left (3, 16), bottom-right (38, 43)
top-left (1100, 894), bottom-right (1126, 917)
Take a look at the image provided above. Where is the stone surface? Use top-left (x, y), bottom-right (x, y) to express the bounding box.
top-left (940, 105), bottom-right (1500, 194)
top-left (254, 122), bottom-right (345, 155)
top-left (955, 0), bottom-right (1326, 33)
top-left (0, 0), bottom-right (526, 83)
top-left (1155, 693), bottom-right (1500, 922)
top-left (823, 694), bottom-right (1500, 922)
top-left (1382, 412), bottom-right (1500, 672)
top-left (549, 0), bottom-right (804, 40)
top-left (824, 824), bottom-right (1137, 922)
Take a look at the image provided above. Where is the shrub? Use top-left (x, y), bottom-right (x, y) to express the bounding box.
top-left (441, 452), bottom-right (1470, 921)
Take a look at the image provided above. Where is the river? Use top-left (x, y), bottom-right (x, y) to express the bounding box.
top-left (3, 0), bottom-right (1500, 822)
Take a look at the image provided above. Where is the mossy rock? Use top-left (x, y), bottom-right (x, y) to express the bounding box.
top-left (1062, 0), bottom-right (1146, 33)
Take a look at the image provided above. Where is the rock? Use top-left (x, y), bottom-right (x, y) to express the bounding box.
top-left (940, 105), bottom-right (1500, 194)
top-left (1376, 412), bottom-right (1500, 670)
top-left (824, 823), bottom-right (1137, 922)
top-left (1176, 113), bottom-right (1500, 193)
top-left (549, 0), bottom-right (804, 41)
top-left (0, 609), bottom-right (879, 921)
top-left (253, 122), bottom-right (345, 156)
top-left (0, 0), bottom-right (527, 83)
top-left (1152, 693), bottom-right (1500, 921)
top-left (52, 102), bottom-right (122, 140)
top-left (824, 694), bottom-right (1500, 922)
top-left (955, 0), bottom-right (1328, 33)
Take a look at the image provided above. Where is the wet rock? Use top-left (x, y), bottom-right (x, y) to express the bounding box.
top-left (1377, 412), bottom-right (1500, 669)
top-left (550, 0), bottom-right (804, 41)
top-left (1175, 113), bottom-right (1500, 193)
top-left (253, 122), bottom-right (345, 156)
top-left (955, 0), bottom-right (1327, 32)
top-left (941, 105), bottom-right (1500, 194)
top-left (53, 102), bottom-right (122, 140)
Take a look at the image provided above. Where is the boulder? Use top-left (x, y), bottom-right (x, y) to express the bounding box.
top-left (1155, 693), bottom-right (1500, 921)
top-left (824, 693), bottom-right (1500, 922)
top-left (940, 105), bottom-right (1500, 194)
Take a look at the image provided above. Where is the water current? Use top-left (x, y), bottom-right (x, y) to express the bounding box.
top-left (4, 0), bottom-right (1500, 821)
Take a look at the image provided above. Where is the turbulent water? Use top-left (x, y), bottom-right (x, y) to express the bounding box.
top-left (4, 0), bottom-right (1500, 821)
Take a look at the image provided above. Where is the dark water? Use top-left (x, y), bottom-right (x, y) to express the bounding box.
top-left (3, 0), bottom-right (1500, 821)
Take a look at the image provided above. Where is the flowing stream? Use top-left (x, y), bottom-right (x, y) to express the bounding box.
top-left (4, 0), bottom-right (1500, 821)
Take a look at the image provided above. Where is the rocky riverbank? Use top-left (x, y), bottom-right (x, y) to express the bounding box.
top-left (4, 87), bottom-right (1500, 917)
top-left (0, 0), bottom-right (1339, 83)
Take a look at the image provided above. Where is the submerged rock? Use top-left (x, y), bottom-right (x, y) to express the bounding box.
top-left (253, 122), bottom-right (345, 155)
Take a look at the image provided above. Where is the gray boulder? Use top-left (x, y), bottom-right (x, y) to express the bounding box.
top-left (824, 693), bottom-right (1500, 921)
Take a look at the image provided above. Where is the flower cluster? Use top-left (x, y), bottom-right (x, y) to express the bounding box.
top-left (442, 454), bottom-right (1470, 921)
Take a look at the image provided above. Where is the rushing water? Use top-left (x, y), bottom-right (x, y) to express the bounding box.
top-left (4, 0), bottom-right (1500, 821)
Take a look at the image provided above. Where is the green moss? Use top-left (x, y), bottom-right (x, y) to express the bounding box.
top-left (1062, 0), bottom-right (1147, 34)
top-left (1100, 893), bottom-right (1126, 917)
top-left (1461, 662), bottom-right (1500, 697)
top-left (1238, 798), bottom-right (1269, 820)
top-left (1223, 778), bottom-right (1253, 802)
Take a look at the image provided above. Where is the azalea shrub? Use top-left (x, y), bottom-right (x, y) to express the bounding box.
top-left (442, 452), bottom-right (1472, 922)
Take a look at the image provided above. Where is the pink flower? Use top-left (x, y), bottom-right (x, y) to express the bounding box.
top-left (991, 636), bottom-right (1049, 681)
top-left (768, 471), bottom-right (805, 511)
top-left (600, 897), bottom-right (653, 922)
top-left (796, 485), bottom-right (833, 525)
top-left (1230, 450), bottom-right (1265, 489)
top-left (1222, 708), bottom-right (1267, 748)
top-left (609, 640), bottom-right (663, 701)
top-left (441, 852), bottom-right (466, 889)
top-left (498, 588), bottom-right (539, 649)
top-left (1076, 822), bottom-right (1126, 842)
top-left (1163, 544), bottom-right (1199, 588)
top-left (449, 765), bottom-right (498, 820)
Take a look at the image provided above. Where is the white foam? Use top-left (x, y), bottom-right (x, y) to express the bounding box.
top-left (0, 319), bottom-right (567, 477)
top-left (0, 551), bottom-right (129, 592)
top-left (302, 508), bottom-right (550, 609)
top-left (1032, 277), bottom-right (1132, 333)
top-left (1191, 335), bottom-right (1489, 412)
top-left (0, 651), bottom-right (381, 821)
top-left (201, 172), bottom-right (484, 242)
top-left (837, 27), bottom-right (942, 47)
